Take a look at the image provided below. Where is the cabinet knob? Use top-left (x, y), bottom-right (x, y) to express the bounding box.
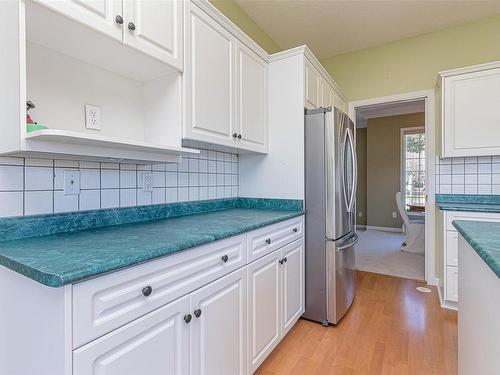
top-left (237, 134), bottom-right (242, 139)
top-left (283, 257), bottom-right (288, 263)
top-left (221, 254), bottom-right (229, 263)
top-left (265, 238), bottom-right (271, 245)
top-left (184, 314), bottom-right (192, 324)
top-left (194, 309), bottom-right (202, 318)
top-left (128, 22), bottom-right (136, 31)
top-left (142, 286), bottom-right (153, 297)
top-left (115, 15), bottom-right (123, 24)
top-left (279, 259), bottom-right (284, 265)
top-left (232, 133), bottom-right (238, 138)
top-left (293, 227), bottom-right (298, 233)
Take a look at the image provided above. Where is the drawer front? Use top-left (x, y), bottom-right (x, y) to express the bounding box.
top-left (445, 211), bottom-right (500, 231)
top-left (73, 234), bottom-right (246, 348)
top-left (247, 216), bottom-right (304, 262)
top-left (445, 266), bottom-right (459, 303)
top-left (446, 231), bottom-right (459, 267)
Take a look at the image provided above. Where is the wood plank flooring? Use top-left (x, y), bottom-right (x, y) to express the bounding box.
top-left (256, 271), bottom-right (457, 375)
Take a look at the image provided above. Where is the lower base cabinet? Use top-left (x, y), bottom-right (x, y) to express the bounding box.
top-left (247, 239), bottom-right (305, 373)
top-left (73, 295), bottom-right (190, 375)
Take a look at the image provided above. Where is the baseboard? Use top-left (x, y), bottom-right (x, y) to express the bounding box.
top-left (362, 225), bottom-right (403, 233)
top-left (436, 278), bottom-right (444, 305)
top-left (356, 224), bottom-right (366, 230)
top-left (435, 278), bottom-right (459, 310)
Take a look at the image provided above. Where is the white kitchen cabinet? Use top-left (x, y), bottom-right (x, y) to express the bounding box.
top-left (73, 295), bottom-right (190, 375)
top-left (184, 3), bottom-right (235, 147)
top-left (281, 240), bottom-right (305, 336)
top-left (305, 59), bottom-right (321, 109)
top-left (247, 251), bottom-right (281, 373)
top-left (35, 0), bottom-right (123, 41)
top-left (123, 0), bottom-right (182, 67)
top-left (320, 78), bottom-right (332, 108)
top-left (247, 238), bottom-right (305, 373)
top-left (34, 0), bottom-right (182, 68)
top-left (190, 268), bottom-right (247, 375)
top-left (236, 42), bottom-right (268, 153)
top-left (440, 62), bottom-right (500, 157)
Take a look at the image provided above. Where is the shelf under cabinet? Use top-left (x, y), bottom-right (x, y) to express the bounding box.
top-left (18, 129), bottom-right (198, 164)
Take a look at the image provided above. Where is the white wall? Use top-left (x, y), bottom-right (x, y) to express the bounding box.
top-left (239, 54), bottom-right (305, 199)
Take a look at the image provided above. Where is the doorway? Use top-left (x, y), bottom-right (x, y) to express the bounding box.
top-left (348, 90), bottom-right (436, 285)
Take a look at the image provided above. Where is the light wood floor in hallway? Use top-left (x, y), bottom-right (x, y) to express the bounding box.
top-left (256, 271), bottom-right (457, 375)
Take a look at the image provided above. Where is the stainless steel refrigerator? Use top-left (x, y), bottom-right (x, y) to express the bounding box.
top-left (303, 107), bottom-right (358, 325)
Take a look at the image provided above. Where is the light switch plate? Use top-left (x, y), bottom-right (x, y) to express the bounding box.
top-left (64, 171), bottom-right (80, 195)
top-left (85, 104), bottom-right (101, 130)
top-left (142, 172), bottom-right (153, 192)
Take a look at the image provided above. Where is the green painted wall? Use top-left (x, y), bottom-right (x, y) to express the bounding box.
top-left (321, 14), bottom-right (500, 101)
top-left (208, 0), bottom-right (281, 54)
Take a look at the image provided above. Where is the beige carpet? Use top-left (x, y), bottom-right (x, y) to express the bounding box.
top-left (355, 229), bottom-right (425, 281)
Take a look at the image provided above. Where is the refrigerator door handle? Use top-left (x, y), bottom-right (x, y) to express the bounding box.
top-left (341, 129), bottom-right (349, 210)
top-left (346, 128), bottom-right (357, 213)
top-left (336, 232), bottom-right (359, 251)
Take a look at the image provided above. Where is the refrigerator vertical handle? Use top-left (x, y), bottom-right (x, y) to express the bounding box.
top-left (347, 128), bottom-right (357, 213)
top-left (341, 130), bottom-right (349, 211)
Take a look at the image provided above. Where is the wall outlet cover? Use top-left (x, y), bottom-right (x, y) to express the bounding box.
top-left (392, 212), bottom-right (397, 218)
top-left (64, 170), bottom-right (80, 195)
top-left (85, 104), bottom-right (101, 130)
top-left (142, 172), bottom-right (153, 192)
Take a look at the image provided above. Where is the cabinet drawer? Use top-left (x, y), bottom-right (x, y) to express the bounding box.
top-left (445, 266), bottom-right (459, 303)
top-left (247, 216), bottom-right (304, 262)
top-left (72, 234), bottom-right (246, 348)
top-left (446, 231), bottom-right (459, 267)
top-left (445, 211), bottom-right (500, 231)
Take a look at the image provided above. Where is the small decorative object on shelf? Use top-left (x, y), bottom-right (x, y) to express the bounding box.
top-left (26, 100), bottom-right (47, 133)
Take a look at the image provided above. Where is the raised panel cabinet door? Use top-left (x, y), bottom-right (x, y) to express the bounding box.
top-left (304, 59), bottom-right (320, 109)
top-left (190, 268), bottom-right (247, 375)
top-left (73, 295), bottom-right (190, 375)
top-left (184, 3), bottom-right (236, 147)
top-left (246, 250), bottom-right (281, 374)
top-left (281, 239), bottom-right (304, 336)
top-left (320, 79), bottom-right (332, 108)
top-left (445, 266), bottom-right (459, 302)
top-left (122, 0), bottom-right (182, 69)
top-left (35, 0), bottom-right (122, 40)
top-left (443, 67), bottom-right (500, 157)
top-left (236, 42), bottom-right (268, 153)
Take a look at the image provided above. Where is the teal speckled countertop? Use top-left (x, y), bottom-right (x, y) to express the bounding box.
top-left (0, 198), bottom-right (303, 287)
top-left (453, 220), bottom-right (500, 278)
top-left (436, 194), bottom-right (500, 213)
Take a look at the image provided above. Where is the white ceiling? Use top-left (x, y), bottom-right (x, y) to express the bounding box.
top-left (356, 100), bottom-right (425, 128)
top-left (235, 0), bottom-right (500, 58)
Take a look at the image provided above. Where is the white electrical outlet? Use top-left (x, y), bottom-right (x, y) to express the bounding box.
top-left (358, 211), bottom-right (363, 217)
top-left (142, 172), bottom-right (153, 192)
top-left (392, 211), bottom-right (397, 218)
top-left (85, 104), bottom-right (101, 130)
top-left (64, 171), bottom-right (80, 195)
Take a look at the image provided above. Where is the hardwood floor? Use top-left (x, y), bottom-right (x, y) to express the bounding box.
top-left (256, 271), bottom-right (457, 375)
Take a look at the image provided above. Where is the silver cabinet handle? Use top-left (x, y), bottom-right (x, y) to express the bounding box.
top-left (115, 15), bottom-right (123, 24)
top-left (128, 22), bottom-right (136, 31)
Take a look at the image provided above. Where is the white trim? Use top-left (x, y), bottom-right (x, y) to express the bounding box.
top-left (362, 225), bottom-right (403, 233)
top-left (400, 126), bottom-right (425, 213)
top-left (438, 60), bottom-right (500, 79)
top-left (349, 89), bottom-right (436, 286)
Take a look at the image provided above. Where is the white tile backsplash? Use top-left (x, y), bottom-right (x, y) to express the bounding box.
top-left (0, 147), bottom-right (238, 217)
top-left (436, 156), bottom-right (500, 195)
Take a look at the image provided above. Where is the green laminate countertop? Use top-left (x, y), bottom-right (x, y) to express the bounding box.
top-left (436, 194), bottom-right (500, 213)
top-left (452, 220), bottom-right (500, 278)
top-left (0, 200), bottom-right (303, 287)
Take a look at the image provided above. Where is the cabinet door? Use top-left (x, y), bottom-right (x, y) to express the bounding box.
top-left (122, 0), bottom-right (182, 69)
top-left (304, 59), bottom-right (320, 109)
top-left (443, 67), bottom-right (500, 157)
top-left (246, 250), bottom-right (281, 373)
top-left (184, 3), bottom-right (236, 147)
top-left (236, 42), bottom-right (268, 153)
top-left (190, 268), bottom-right (247, 375)
top-left (321, 78), bottom-right (332, 108)
top-left (281, 239), bottom-right (305, 335)
top-left (35, 0), bottom-right (122, 41)
top-left (445, 266), bottom-right (459, 303)
top-left (73, 295), bottom-right (190, 375)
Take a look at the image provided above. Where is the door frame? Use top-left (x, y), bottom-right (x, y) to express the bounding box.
top-left (348, 89), bottom-right (436, 285)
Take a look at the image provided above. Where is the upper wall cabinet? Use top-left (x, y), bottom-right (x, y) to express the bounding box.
top-left (34, 0), bottom-right (183, 70)
top-left (304, 57), bottom-right (345, 112)
top-left (183, 1), bottom-right (269, 154)
top-left (440, 62), bottom-right (500, 158)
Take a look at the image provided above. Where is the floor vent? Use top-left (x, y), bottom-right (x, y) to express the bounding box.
top-left (416, 287), bottom-right (432, 293)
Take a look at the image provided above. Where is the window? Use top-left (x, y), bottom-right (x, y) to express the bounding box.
top-left (401, 127), bottom-right (426, 211)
